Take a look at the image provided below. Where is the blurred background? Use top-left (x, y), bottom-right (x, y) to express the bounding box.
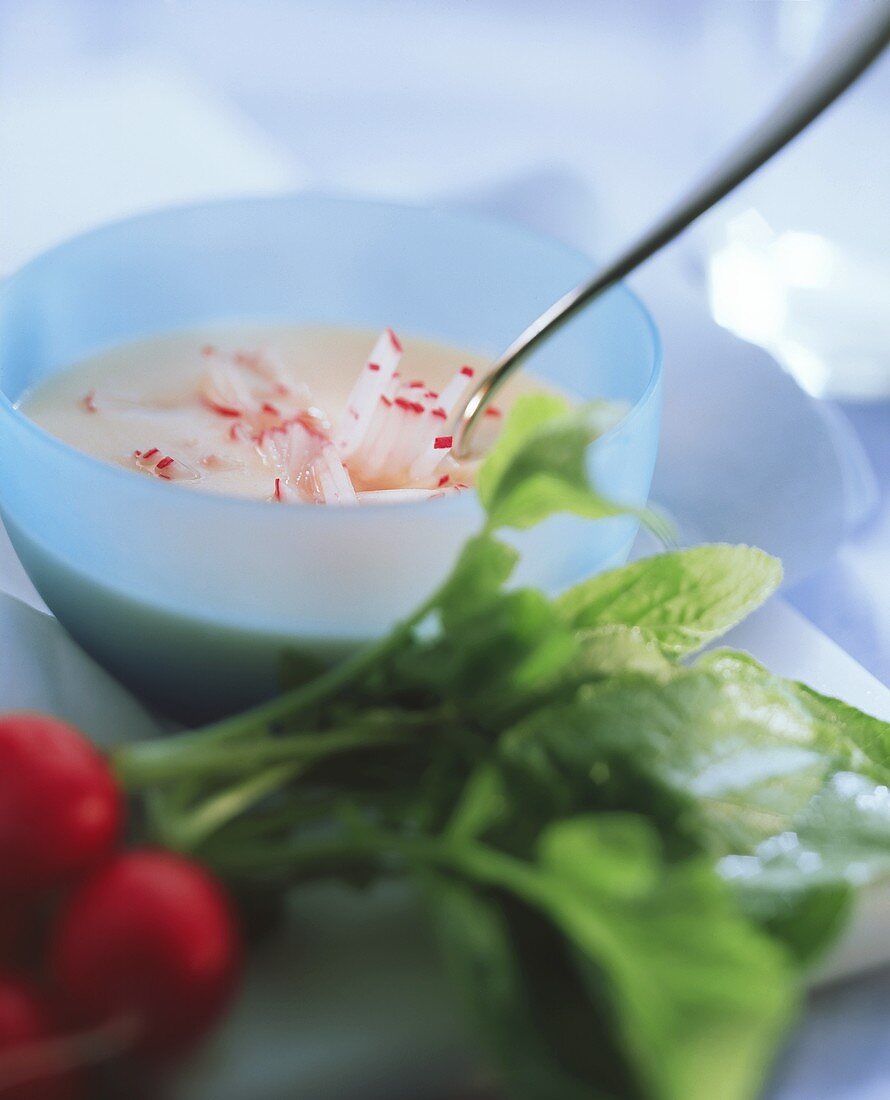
top-left (1, 3), bottom-right (890, 1098)
top-left (2, 0), bottom-right (888, 335)
top-left (2, 0), bottom-right (889, 394)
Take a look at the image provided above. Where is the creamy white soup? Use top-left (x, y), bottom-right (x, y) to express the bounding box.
top-left (20, 325), bottom-right (547, 505)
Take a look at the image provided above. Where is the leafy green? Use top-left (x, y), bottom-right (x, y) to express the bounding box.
top-left (720, 770), bottom-right (890, 962)
top-left (433, 815), bottom-right (795, 1100)
top-left (703, 650), bottom-right (890, 781)
top-left (570, 625), bottom-right (675, 682)
top-left (426, 873), bottom-right (600, 1100)
top-left (557, 546), bottom-right (782, 656)
top-left (532, 817), bottom-right (795, 1100)
top-left (501, 666), bottom-right (832, 853)
top-left (390, 585), bottom-right (580, 732)
top-left (111, 393), bottom-right (890, 1100)
top-left (433, 534), bottom-right (520, 630)
top-left (476, 394), bottom-right (626, 531)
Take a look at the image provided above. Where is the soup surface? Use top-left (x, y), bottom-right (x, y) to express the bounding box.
top-left (19, 325), bottom-right (548, 505)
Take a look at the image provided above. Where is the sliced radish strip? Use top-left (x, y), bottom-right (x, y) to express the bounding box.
top-left (357, 488), bottom-right (441, 504)
top-left (349, 374), bottom-right (402, 481)
top-left (357, 483), bottom-right (469, 504)
top-left (200, 353), bottom-right (258, 418)
top-left (336, 330), bottom-right (402, 458)
top-left (293, 406), bottom-right (331, 440)
top-left (318, 443), bottom-right (357, 504)
top-left (233, 346), bottom-right (293, 398)
top-left (350, 357), bottom-right (476, 488)
top-left (228, 421), bottom-right (253, 444)
top-left (315, 461), bottom-right (339, 504)
top-left (369, 385), bottom-right (450, 486)
top-left (269, 476), bottom-right (301, 503)
top-left (200, 454), bottom-right (243, 472)
top-left (408, 431), bottom-right (456, 484)
top-left (358, 395), bottom-right (414, 485)
top-left (258, 419), bottom-right (325, 503)
top-left (132, 451), bottom-right (200, 483)
top-left (81, 391), bottom-right (98, 413)
top-left (405, 365), bottom-right (474, 483)
top-left (380, 387), bottom-right (427, 476)
top-left (434, 364), bottom-right (475, 420)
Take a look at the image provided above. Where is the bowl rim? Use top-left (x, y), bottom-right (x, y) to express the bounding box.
top-left (0, 191), bottom-right (662, 523)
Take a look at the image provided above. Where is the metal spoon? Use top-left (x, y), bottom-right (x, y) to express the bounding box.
top-left (453, 3), bottom-right (890, 458)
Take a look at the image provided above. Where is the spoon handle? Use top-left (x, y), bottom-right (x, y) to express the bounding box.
top-left (455, 3), bottom-right (890, 456)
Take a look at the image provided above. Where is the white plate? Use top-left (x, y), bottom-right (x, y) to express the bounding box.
top-left (1, 589), bottom-right (889, 1099)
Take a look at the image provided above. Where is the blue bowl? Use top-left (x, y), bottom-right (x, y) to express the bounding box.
top-left (0, 195), bottom-right (661, 719)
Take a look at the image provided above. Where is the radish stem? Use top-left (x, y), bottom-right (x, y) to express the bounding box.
top-left (157, 591), bottom-right (438, 748)
top-left (115, 727), bottom-right (410, 786)
top-left (160, 763), bottom-right (305, 850)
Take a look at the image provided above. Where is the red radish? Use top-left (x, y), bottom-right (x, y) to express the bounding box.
top-left (48, 850), bottom-right (241, 1059)
top-left (0, 715), bottom-right (123, 897)
top-left (0, 975), bottom-right (82, 1100)
top-left (0, 902), bottom-right (33, 968)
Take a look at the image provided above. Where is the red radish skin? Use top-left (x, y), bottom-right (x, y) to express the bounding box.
top-left (0, 976), bottom-right (82, 1100)
top-left (49, 851), bottom-right (241, 1059)
top-left (0, 902), bottom-right (33, 969)
top-left (0, 715), bottom-right (122, 897)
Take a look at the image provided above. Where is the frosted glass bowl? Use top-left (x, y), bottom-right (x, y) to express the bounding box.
top-left (0, 195), bottom-right (661, 719)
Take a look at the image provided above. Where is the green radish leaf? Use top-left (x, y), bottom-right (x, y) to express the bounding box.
top-left (476, 394), bottom-right (627, 531)
top-left (424, 873), bottom-right (600, 1100)
top-left (396, 586), bottom-right (580, 730)
top-left (570, 624), bottom-right (675, 682)
top-left (702, 650), bottom-right (890, 780)
top-left (557, 545), bottom-right (782, 655)
top-left (720, 770), bottom-right (890, 963)
top-left (697, 651), bottom-right (890, 786)
top-left (527, 815), bottom-right (796, 1100)
top-left (442, 816), bottom-right (795, 1100)
top-left (445, 764), bottom-right (512, 844)
top-left (433, 533), bottom-right (519, 630)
